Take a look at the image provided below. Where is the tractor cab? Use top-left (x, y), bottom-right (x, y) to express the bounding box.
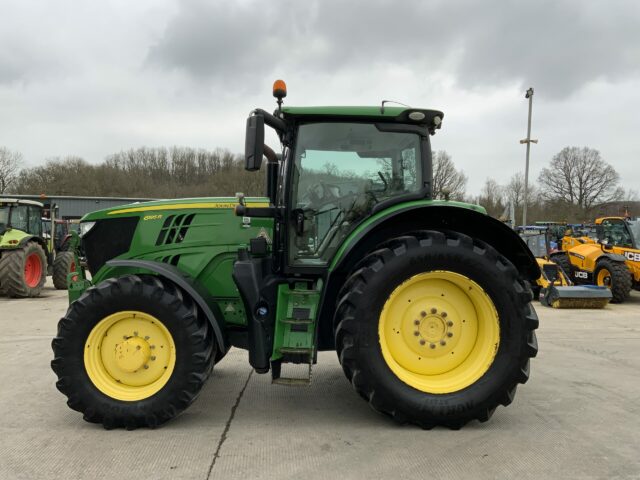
top-left (0, 199), bottom-right (44, 238)
top-left (596, 217), bottom-right (637, 249)
top-left (239, 84), bottom-right (446, 274)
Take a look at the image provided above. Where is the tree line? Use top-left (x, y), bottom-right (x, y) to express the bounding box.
top-left (0, 144), bottom-right (634, 224)
top-left (1, 146), bottom-right (265, 199)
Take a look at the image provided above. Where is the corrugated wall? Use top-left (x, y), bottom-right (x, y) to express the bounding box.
top-left (0, 195), bottom-right (155, 219)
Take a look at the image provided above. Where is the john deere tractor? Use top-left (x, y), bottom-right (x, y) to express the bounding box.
top-left (552, 216), bottom-right (639, 303)
top-left (0, 198), bottom-right (77, 296)
top-left (51, 81), bottom-right (539, 429)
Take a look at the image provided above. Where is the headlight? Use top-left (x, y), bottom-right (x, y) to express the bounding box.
top-left (79, 221), bottom-right (96, 237)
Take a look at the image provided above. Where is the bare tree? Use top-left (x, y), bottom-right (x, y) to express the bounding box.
top-left (432, 151), bottom-right (467, 200)
top-left (538, 147), bottom-right (622, 210)
top-left (477, 178), bottom-right (505, 217)
top-left (0, 147), bottom-right (23, 193)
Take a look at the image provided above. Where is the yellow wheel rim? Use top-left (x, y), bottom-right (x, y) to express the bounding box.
top-left (84, 311), bottom-right (176, 401)
top-left (596, 268), bottom-right (611, 288)
top-left (378, 271), bottom-right (500, 394)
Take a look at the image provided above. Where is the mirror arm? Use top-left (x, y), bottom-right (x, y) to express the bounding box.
top-left (252, 109), bottom-right (286, 132)
top-left (263, 144), bottom-right (278, 164)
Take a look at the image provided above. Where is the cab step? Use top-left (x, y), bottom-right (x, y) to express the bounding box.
top-left (271, 355), bottom-right (312, 386)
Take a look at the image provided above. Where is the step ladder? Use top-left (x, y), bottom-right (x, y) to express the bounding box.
top-left (271, 283), bottom-right (319, 386)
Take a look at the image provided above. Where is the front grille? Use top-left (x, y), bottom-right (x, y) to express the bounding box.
top-left (82, 217), bottom-right (139, 276)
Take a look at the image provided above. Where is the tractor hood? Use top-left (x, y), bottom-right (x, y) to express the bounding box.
top-left (79, 196), bottom-right (272, 278)
top-left (80, 197), bottom-right (270, 222)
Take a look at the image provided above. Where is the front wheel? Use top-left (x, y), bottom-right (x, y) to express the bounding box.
top-left (595, 258), bottom-right (632, 303)
top-left (52, 251), bottom-right (76, 290)
top-left (51, 274), bottom-right (216, 429)
top-left (335, 230), bottom-right (538, 429)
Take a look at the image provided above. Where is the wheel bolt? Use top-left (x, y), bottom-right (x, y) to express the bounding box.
top-left (441, 312), bottom-right (448, 318)
top-left (144, 336), bottom-right (150, 340)
top-left (414, 331), bottom-right (420, 336)
top-left (136, 345), bottom-right (141, 350)
top-left (440, 340), bottom-right (446, 346)
top-left (150, 345), bottom-right (155, 349)
top-left (414, 319), bottom-right (420, 326)
top-left (150, 356), bottom-right (156, 361)
top-left (447, 320), bottom-right (453, 327)
top-left (419, 339), bottom-right (426, 345)
top-left (420, 311), bottom-right (427, 317)
top-left (133, 331), bottom-right (138, 337)
top-left (430, 343), bottom-right (436, 349)
top-left (430, 308), bottom-right (437, 314)
top-left (447, 332), bottom-right (453, 338)
top-left (143, 365), bottom-right (149, 369)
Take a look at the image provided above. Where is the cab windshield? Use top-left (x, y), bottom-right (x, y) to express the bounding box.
top-left (599, 218), bottom-right (635, 248)
top-left (289, 122), bottom-right (422, 265)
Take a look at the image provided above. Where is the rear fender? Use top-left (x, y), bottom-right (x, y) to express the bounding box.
top-left (315, 204), bottom-right (539, 350)
top-left (331, 204), bottom-right (539, 279)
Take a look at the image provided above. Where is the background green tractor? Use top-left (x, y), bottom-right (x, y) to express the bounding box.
top-left (51, 81), bottom-right (539, 430)
top-left (0, 198), bottom-right (76, 296)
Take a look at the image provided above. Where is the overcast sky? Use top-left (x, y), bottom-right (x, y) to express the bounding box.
top-left (1, 0), bottom-right (639, 196)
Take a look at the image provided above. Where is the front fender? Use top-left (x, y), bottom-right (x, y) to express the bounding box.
top-left (602, 252), bottom-right (627, 263)
top-left (106, 259), bottom-right (228, 353)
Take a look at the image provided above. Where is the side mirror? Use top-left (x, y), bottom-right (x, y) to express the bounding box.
top-left (245, 114), bottom-right (265, 171)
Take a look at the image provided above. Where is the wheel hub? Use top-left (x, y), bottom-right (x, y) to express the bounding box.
top-left (378, 271), bottom-right (500, 394)
top-left (84, 311), bottom-right (176, 401)
top-left (115, 337), bottom-right (151, 373)
top-left (419, 314), bottom-right (446, 343)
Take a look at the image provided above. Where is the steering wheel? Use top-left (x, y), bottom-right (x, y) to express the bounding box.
top-left (306, 182), bottom-right (341, 209)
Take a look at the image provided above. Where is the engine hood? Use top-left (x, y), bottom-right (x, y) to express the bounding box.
top-left (80, 197), bottom-right (270, 222)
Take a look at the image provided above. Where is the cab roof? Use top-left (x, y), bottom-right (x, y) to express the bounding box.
top-left (281, 106), bottom-right (444, 132)
top-left (0, 198), bottom-right (44, 208)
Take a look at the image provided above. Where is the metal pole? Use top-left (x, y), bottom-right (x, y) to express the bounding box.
top-left (521, 87), bottom-right (536, 226)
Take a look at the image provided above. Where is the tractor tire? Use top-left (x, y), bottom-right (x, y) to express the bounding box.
top-left (52, 251), bottom-right (76, 290)
top-left (0, 242), bottom-right (47, 298)
top-left (594, 258), bottom-right (632, 303)
top-left (550, 253), bottom-right (572, 280)
top-left (51, 274), bottom-right (216, 429)
top-left (334, 230), bottom-right (538, 429)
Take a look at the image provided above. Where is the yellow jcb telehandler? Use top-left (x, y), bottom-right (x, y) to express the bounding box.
top-left (551, 217), bottom-right (639, 303)
top-left (518, 227), bottom-right (611, 308)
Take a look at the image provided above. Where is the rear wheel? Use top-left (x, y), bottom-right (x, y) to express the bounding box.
top-left (335, 230), bottom-right (538, 429)
top-left (595, 258), bottom-right (631, 303)
top-left (52, 251), bottom-right (76, 290)
top-left (51, 274), bottom-right (215, 429)
top-left (0, 242), bottom-right (47, 297)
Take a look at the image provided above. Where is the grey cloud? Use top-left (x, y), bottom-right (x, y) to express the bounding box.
top-left (147, 0), bottom-right (640, 98)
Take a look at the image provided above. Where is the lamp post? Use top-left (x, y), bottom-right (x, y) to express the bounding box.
top-left (519, 87), bottom-right (538, 226)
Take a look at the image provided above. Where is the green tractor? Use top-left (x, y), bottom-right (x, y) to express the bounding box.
top-left (0, 198), bottom-right (76, 296)
top-left (51, 82), bottom-right (539, 429)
